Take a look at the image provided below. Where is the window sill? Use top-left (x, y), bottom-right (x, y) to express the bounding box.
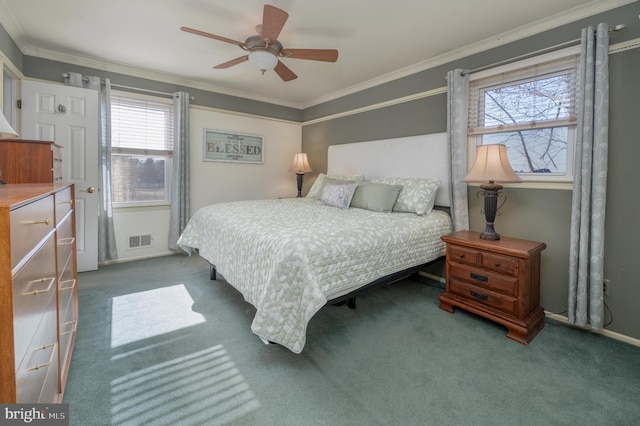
top-left (466, 181), bottom-right (573, 191)
top-left (113, 202), bottom-right (171, 212)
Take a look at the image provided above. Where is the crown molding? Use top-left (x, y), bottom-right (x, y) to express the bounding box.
top-left (302, 0), bottom-right (637, 108)
top-left (19, 45), bottom-right (304, 110)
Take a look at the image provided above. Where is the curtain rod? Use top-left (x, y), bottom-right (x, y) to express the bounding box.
top-left (462, 23), bottom-right (626, 76)
top-left (61, 73), bottom-right (194, 100)
top-left (462, 37), bottom-right (580, 76)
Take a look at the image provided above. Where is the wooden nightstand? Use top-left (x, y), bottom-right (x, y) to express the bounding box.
top-left (439, 230), bottom-right (546, 345)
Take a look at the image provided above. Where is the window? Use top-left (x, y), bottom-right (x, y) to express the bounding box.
top-left (468, 49), bottom-right (579, 182)
top-left (111, 91), bottom-right (174, 205)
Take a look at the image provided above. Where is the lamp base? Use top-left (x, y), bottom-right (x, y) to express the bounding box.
top-left (295, 173), bottom-right (304, 198)
top-left (479, 181), bottom-right (503, 241)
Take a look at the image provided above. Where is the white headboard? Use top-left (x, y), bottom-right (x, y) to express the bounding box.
top-left (327, 132), bottom-right (451, 207)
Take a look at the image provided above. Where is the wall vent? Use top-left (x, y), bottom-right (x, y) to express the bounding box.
top-left (128, 234), bottom-right (152, 249)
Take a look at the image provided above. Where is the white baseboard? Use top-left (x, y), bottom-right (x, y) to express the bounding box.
top-left (98, 251), bottom-right (176, 266)
top-left (544, 312), bottom-right (640, 348)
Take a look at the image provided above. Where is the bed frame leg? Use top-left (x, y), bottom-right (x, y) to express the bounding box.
top-left (210, 264), bottom-right (217, 280)
top-left (347, 296), bottom-right (356, 309)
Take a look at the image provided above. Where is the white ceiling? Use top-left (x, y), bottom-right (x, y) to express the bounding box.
top-left (0, 0), bottom-right (631, 109)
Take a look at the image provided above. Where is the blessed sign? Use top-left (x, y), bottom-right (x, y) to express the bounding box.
top-left (203, 129), bottom-right (264, 164)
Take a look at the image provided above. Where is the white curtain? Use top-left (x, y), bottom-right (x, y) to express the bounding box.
top-left (568, 23), bottom-right (609, 329)
top-left (446, 69), bottom-right (470, 231)
top-left (64, 72), bottom-right (118, 261)
top-left (168, 92), bottom-right (190, 250)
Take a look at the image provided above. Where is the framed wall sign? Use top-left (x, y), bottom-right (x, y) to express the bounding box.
top-left (203, 129), bottom-right (264, 164)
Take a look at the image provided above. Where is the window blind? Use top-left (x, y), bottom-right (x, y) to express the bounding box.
top-left (111, 94), bottom-right (174, 151)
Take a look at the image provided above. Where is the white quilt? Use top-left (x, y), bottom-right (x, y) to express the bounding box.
top-left (177, 198), bottom-right (452, 353)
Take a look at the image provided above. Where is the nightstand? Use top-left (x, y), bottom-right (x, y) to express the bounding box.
top-left (439, 230), bottom-right (546, 345)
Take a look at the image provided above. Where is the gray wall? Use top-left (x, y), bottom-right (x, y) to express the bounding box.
top-left (302, 3), bottom-right (640, 340)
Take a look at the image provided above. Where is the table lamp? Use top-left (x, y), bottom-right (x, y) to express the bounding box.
top-left (288, 153), bottom-right (313, 197)
top-left (462, 144), bottom-right (521, 240)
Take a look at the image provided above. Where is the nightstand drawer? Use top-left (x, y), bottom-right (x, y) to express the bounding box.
top-left (448, 245), bottom-right (479, 267)
top-left (449, 264), bottom-right (518, 296)
top-left (449, 278), bottom-right (517, 316)
top-left (481, 252), bottom-right (519, 276)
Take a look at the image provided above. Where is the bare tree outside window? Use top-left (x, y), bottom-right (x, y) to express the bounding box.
top-left (469, 54), bottom-right (578, 181)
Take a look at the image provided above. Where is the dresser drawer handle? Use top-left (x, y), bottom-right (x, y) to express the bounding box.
top-left (22, 218), bottom-right (50, 225)
top-left (59, 279), bottom-right (77, 291)
top-left (493, 263), bottom-right (501, 267)
top-left (458, 254), bottom-right (465, 259)
top-left (24, 343), bottom-right (56, 372)
top-left (470, 273), bottom-right (488, 282)
top-left (62, 320), bottom-right (78, 336)
top-left (470, 290), bottom-right (488, 301)
top-left (22, 277), bottom-right (56, 296)
top-left (58, 237), bottom-right (76, 246)
top-left (59, 200), bottom-right (73, 206)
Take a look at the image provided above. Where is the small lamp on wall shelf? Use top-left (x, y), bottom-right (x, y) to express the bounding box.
top-left (462, 144), bottom-right (521, 240)
top-left (288, 153), bottom-right (313, 197)
top-left (0, 112), bottom-right (18, 139)
top-left (0, 111), bottom-right (19, 185)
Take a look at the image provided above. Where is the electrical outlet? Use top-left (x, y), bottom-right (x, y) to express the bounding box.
top-left (603, 279), bottom-right (611, 296)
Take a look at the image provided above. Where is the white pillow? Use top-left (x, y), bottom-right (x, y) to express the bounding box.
top-left (369, 177), bottom-right (440, 215)
top-left (306, 173), bottom-right (365, 199)
top-left (320, 182), bottom-right (358, 209)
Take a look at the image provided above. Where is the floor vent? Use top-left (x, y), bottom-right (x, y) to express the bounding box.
top-left (128, 234), bottom-right (152, 249)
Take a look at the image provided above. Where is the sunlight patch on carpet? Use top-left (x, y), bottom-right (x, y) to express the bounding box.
top-left (111, 284), bottom-right (206, 348)
top-left (110, 345), bottom-right (261, 425)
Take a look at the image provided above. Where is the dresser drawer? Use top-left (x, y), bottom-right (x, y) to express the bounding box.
top-left (481, 252), bottom-right (519, 277)
top-left (15, 309), bottom-right (58, 403)
top-left (56, 214), bottom-right (75, 280)
top-left (59, 296), bottom-right (78, 381)
top-left (55, 186), bottom-right (73, 224)
top-left (10, 195), bottom-right (55, 269)
top-left (449, 264), bottom-right (518, 296)
top-left (12, 235), bottom-right (58, 365)
top-left (448, 245), bottom-right (479, 267)
top-left (449, 277), bottom-right (517, 316)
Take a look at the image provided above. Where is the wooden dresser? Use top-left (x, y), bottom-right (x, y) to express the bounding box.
top-left (439, 230), bottom-right (546, 345)
top-left (0, 183), bottom-right (78, 403)
top-left (0, 139), bottom-right (63, 184)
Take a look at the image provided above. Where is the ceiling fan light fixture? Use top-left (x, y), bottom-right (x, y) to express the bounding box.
top-left (248, 50), bottom-right (278, 73)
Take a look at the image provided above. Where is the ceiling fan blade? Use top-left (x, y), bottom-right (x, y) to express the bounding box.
top-left (261, 5), bottom-right (289, 42)
top-left (281, 49), bottom-right (339, 62)
top-left (274, 61), bottom-right (297, 81)
top-left (181, 26), bottom-right (244, 47)
top-left (214, 56), bottom-right (249, 69)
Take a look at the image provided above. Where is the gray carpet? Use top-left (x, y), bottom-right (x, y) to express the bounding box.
top-left (64, 254), bottom-right (640, 425)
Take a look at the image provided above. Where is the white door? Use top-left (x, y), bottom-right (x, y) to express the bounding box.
top-left (21, 80), bottom-right (99, 272)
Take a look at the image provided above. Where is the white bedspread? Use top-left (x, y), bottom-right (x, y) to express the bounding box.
top-left (177, 197), bottom-right (452, 353)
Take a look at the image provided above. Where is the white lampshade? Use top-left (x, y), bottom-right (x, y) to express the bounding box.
top-left (463, 144), bottom-right (521, 183)
top-left (288, 153), bottom-right (313, 174)
top-left (0, 111), bottom-right (18, 139)
top-left (248, 50), bottom-right (278, 71)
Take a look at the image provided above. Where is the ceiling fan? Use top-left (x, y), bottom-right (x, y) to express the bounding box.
top-left (181, 4), bottom-right (338, 81)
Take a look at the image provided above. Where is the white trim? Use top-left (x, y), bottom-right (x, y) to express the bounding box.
top-left (302, 0), bottom-right (636, 108)
top-left (545, 312), bottom-right (640, 348)
top-left (303, 87), bottom-right (447, 126)
top-left (1, 0), bottom-right (633, 110)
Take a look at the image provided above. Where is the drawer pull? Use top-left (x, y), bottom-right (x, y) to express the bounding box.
top-left (494, 263), bottom-right (501, 267)
top-left (60, 279), bottom-right (77, 291)
top-left (59, 200), bottom-right (73, 206)
top-left (22, 218), bottom-right (51, 225)
top-left (470, 273), bottom-right (488, 282)
top-left (58, 237), bottom-right (76, 246)
top-left (470, 290), bottom-right (488, 301)
top-left (22, 277), bottom-right (56, 296)
top-left (24, 343), bottom-right (56, 372)
top-left (458, 254), bottom-right (465, 259)
top-left (62, 320), bottom-right (78, 336)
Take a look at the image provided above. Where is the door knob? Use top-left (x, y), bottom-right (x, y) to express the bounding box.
top-left (80, 186), bottom-right (96, 193)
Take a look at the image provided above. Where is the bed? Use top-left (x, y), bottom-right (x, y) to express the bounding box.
top-left (177, 133), bottom-right (453, 353)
